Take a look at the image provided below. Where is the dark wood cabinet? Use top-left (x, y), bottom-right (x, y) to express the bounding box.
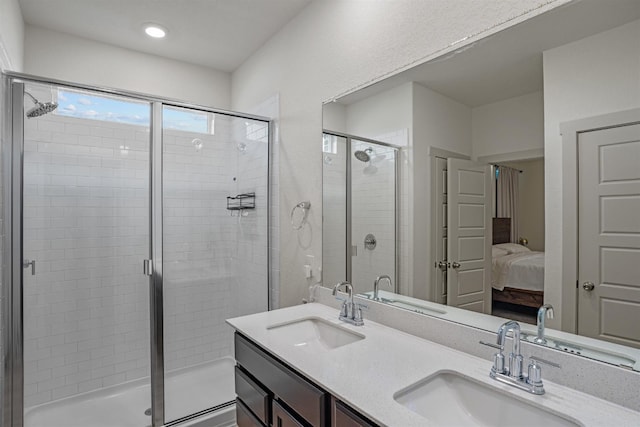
top-left (237, 397), bottom-right (266, 427)
top-left (333, 398), bottom-right (377, 427)
top-left (234, 332), bottom-right (377, 427)
top-left (272, 400), bottom-right (305, 427)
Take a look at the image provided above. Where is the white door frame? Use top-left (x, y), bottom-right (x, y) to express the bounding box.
top-left (560, 108), bottom-right (640, 332)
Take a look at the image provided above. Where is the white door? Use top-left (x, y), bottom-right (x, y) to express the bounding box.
top-left (446, 159), bottom-right (492, 314)
top-left (578, 123), bottom-right (640, 348)
top-left (433, 157), bottom-right (448, 304)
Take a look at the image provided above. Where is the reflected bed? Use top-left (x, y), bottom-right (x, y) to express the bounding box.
top-left (491, 218), bottom-right (544, 308)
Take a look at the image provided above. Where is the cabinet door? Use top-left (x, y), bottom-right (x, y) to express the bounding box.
top-left (237, 398), bottom-right (266, 427)
top-left (235, 366), bottom-right (270, 424)
top-left (272, 400), bottom-right (304, 427)
top-left (236, 333), bottom-right (327, 426)
top-left (333, 399), bottom-right (377, 427)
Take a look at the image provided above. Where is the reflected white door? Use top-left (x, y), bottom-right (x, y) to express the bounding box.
top-left (446, 159), bottom-right (492, 314)
top-left (433, 157), bottom-right (448, 304)
top-left (578, 123), bottom-right (640, 348)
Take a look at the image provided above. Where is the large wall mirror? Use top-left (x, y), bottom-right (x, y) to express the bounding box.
top-left (322, 0), bottom-right (640, 371)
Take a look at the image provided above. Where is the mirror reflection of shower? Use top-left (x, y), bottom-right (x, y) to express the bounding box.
top-left (322, 132), bottom-right (399, 295)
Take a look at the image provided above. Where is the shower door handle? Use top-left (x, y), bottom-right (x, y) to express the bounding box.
top-left (143, 259), bottom-right (153, 276)
top-left (23, 259), bottom-right (36, 275)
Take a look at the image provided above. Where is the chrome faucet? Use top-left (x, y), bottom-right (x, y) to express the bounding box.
top-left (480, 320), bottom-right (560, 395)
top-left (373, 275), bottom-right (393, 300)
top-left (535, 304), bottom-right (554, 344)
top-left (497, 320), bottom-right (523, 379)
top-left (332, 281), bottom-right (364, 326)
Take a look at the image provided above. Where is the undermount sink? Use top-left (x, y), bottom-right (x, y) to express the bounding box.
top-left (394, 371), bottom-right (581, 427)
top-left (266, 317), bottom-right (364, 351)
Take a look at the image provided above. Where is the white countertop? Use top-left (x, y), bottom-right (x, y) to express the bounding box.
top-left (363, 290), bottom-right (640, 371)
top-left (227, 303), bottom-right (640, 426)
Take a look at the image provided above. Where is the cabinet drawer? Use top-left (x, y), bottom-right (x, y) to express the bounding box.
top-left (235, 333), bottom-right (327, 427)
top-left (333, 399), bottom-right (378, 427)
top-left (237, 398), bottom-right (266, 427)
top-left (235, 365), bottom-right (270, 424)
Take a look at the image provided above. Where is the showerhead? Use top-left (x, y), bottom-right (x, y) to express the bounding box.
top-left (26, 102), bottom-right (58, 118)
top-left (25, 91), bottom-right (58, 118)
top-left (354, 147), bottom-right (373, 162)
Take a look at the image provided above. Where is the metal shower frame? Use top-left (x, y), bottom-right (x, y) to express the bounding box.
top-left (1, 71), bottom-right (273, 427)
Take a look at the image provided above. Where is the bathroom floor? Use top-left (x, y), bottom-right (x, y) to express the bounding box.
top-left (24, 357), bottom-right (236, 427)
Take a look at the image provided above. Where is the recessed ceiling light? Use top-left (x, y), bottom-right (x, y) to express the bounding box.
top-left (144, 24), bottom-right (167, 39)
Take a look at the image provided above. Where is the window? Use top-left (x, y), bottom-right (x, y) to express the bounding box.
top-left (322, 134), bottom-right (337, 154)
top-left (163, 106), bottom-right (212, 134)
top-left (56, 89), bottom-right (214, 134)
top-left (56, 89), bottom-right (150, 126)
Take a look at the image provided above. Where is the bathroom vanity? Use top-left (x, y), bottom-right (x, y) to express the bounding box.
top-left (234, 332), bottom-right (376, 426)
top-left (227, 303), bottom-right (640, 426)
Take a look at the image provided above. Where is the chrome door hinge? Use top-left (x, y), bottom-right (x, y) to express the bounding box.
top-left (143, 259), bottom-right (153, 276)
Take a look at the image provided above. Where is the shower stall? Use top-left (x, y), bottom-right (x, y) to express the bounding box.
top-left (1, 73), bottom-right (271, 427)
top-left (322, 131), bottom-right (398, 296)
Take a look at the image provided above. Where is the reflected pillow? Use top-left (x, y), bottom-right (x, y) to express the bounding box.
top-left (493, 243), bottom-right (531, 254)
top-left (492, 246), bottom-right (509, 258)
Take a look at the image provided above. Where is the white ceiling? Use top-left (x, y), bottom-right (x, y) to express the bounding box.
top-left (337, 0), bottom-right (640, 107)
top-left (18, 0), bottom-right (312, 72)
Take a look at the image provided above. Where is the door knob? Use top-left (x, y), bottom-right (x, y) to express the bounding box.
top-left (582, 282), bottom-right (595, 291)
top-left (451, 261), bottom-right (461, 269)
top-left (437, 261), bottom-right (449, 271)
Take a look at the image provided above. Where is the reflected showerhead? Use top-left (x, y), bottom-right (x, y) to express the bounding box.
top-left (354, 147), bottom-right (373, 162)
top-left (363, 164), bottom-right (378, 175)
top-left (25, 91), bottom-right (58, 118)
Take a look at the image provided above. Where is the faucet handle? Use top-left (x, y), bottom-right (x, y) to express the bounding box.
top-left (353, 305), bottom-right (363, 323)
top-left (480, 341), bottom-right (506, 375)
top-left (529, 356), bottom-right (561, 369)
top-left (527, 356), bottom-right (560, 390)
top-left (339, 300), bottom-right (349, 318)
top-left (479, 340), bottom-right (502, 350)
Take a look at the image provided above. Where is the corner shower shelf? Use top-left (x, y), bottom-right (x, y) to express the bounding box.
top-left (227, 192), bottom-right (256, 211)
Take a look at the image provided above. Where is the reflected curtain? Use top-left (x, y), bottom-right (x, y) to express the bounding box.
top-left (497, 166), bottom-right (519, 242)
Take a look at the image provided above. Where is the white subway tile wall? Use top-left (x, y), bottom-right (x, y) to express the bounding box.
top-left (21, 87), bottom-right (269, 408)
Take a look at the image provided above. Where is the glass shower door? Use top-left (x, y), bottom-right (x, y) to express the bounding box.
top-left (162, 106), bottom-right (270, 423)
top-left (20, 82), bottom-right (152, 426)
top-left (350, 139), bottom-right (397, 296)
